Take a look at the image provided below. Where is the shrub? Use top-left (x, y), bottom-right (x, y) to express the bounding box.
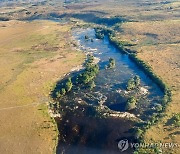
top-left (95, 28), bottom-right (105, 39)
top-left (150, 113), bottom-right (159, 125)
top-left (56, 91), bottom-right (62, 98)
top-left (125, 96), bottom-right (137, 110)
top-left (78, 64), bottom-right (99, 85)
top-left (126, 75), bottom-right (141, 90)
top-left (60, 88), bottom-right (66, 95)
top-left (65, 77), bottom-right (73, 92)
top-left (56, 88), bottom-right (66, 99)
top-left (86, 54), bottom-right (94, 64)
top-left (155, 104), bottom-right (163, 112)
top-left (88, 80), bottom-right (96, 90)
top-left (127, 77), bottom-right (136, 90)
top-left (84, 35), bottom-right (89, 40)
top-left (106, 58), bottom-right (116, 69)
top-left (134, 75), bottom-right (140, 86)
top-left (172, 113), bottom-right (180, 127)
top-left (134, 128), bottom-right (144, 139)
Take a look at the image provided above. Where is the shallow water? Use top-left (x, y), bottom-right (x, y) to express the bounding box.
top-left (55, 28), bottom-right (163, 154)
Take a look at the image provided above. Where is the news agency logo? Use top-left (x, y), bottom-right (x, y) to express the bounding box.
top-left (118, 139), bottom-right (129, 152)
top-left (118, 139), bottom-right (180, 152)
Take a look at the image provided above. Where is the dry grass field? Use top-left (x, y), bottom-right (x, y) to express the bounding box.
top-left (117, 20), bottom-right (180, 45)
top-left (0, 20), bottom-right (84, 153)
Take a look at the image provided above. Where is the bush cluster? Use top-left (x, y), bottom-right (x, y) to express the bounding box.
top-left (77, 64), bottom-right (99, 84)
top-left (126, 75), bottom-right (140, 91)
top-left (125, 96), bottom-right (137, 110)
top-left (106, 58), bottom-right (116, 69)
top-left (56, 77), bottom-right (73, 98)
top-left (76, 54), bottom-right (99, 88)
top-left (172, 113), bottom-right (180, 127)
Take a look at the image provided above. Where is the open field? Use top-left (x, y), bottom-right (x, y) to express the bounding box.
top-left (0, 20), bottom-right (84, 153)
top-left (116, 20), bottom-right (180, 46)
top-left (141, 44), bottom-right (180, 153)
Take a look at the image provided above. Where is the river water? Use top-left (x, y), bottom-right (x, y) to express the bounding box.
top-left (54, 28), bottom-right (163, 154)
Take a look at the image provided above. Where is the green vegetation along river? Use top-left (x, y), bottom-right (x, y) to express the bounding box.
top-left (52, 28), bottom-right (163, 154)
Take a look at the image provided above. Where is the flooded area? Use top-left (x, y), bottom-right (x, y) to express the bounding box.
top-left (54, 28), bottom-right (163, 154)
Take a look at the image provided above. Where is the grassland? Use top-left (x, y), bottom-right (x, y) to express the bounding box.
top-left (0, 20), bottom-right (84, 154)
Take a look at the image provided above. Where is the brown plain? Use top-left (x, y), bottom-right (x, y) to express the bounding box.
top-left (0, 20), bottom-right (84, 154)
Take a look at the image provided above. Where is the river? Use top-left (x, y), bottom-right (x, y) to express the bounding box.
top-left (54, 28), bottom-right (163, 154)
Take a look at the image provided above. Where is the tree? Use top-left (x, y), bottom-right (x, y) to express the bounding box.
top-left (86, 54), bottom-right (94, 64)
top-left (125, 96), bottom-right (136, 110)
top-left (134, 75), bottom-right (140, 86)
top-left (127, 78), bottom-right (135, 90)
top-left (56, 87), bottom-right (66, 99)
top-left (84, 35), bottom-right (89, 40)
top-left (65, 77), bottom-right (73, 92)
top-left (95, 28), bottom-right (105, 39)
top-left (80, 72), bottom-right (92, 84)
top-left (56, 91), bottom-right (62, 98)
top-left (77, 55), bottom-right (99, 87)
top-left (60, 88), bottom-right (66, 95)
top-left (134, 128), bottom-right (143, 139)
top-left (78, 64), bottom-right (99, 85)
top-left (85, 54), bottom-right (95, 69)
top-left (88, 80), bottom-right (96, 90)
top-left (172, 113), bottom-right (180, 127)
top-left (155, 104), bottom-right (163, 112)
top-left (126, 76), bottom-right (141, 90)
top-left (106, 58), bottom-right (116, 69)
